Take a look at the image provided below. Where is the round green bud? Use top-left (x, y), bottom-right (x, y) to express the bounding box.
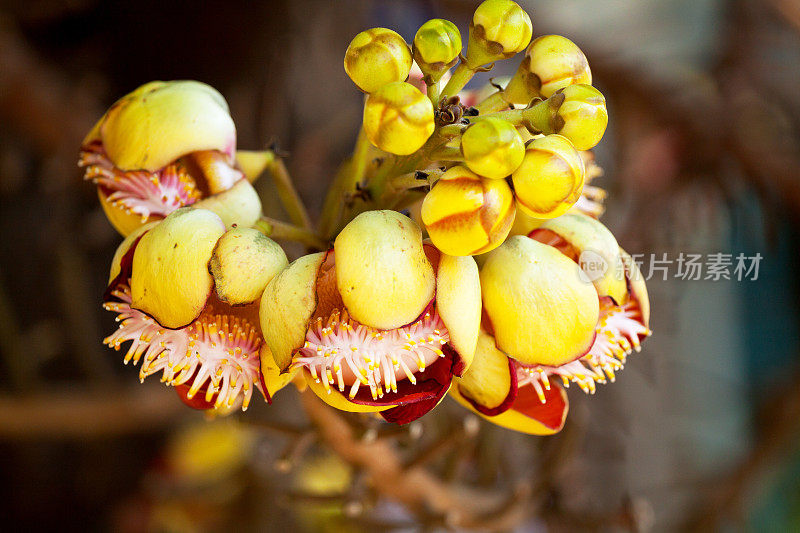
top-left (413, 19), bottom-right (462, 83)
top-left (467, 0), bottom-right (532, 68)
top-left (363, 82), bottom-right (435, 155)
top-left (344, 28), bottom-right (412, 93)
top-left (460, 117), bottom-right (525, 179)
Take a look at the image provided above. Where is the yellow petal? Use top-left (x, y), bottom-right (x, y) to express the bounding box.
top-left (210, 227), bottom-right (288, 305)
top-left (450, 382), bottom-right (568, 435)
top-left (334, 211), bottom-right (435, 330)
top-left (480, 236), bottom-right (598, 366)
top-left (537, 212), bottom-right (627, 304)
top-left (453, 330), bottom-right (513, 412)
top-left (235, 150), bottom-right (275, 184)
top-left (620, 247), bottom-right (650, 328)
top-left (260, 252), bottom-right (325, 371)
top-left (108, 221), bottom-right (158, 284)
top-left (304, 371), bottom-right (392, 413)
top-left (435, 252), bottom-right (481, 371)
top-left (193, 178), bottom-right (262, 229)
top-left (98, 80), bottom-right (236, 172)
top-left (131, 208), bottom-right (225, 328)
top-left (259, 346), bottom-right (298, 397)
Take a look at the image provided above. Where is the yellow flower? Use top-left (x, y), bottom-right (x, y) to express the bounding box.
top-left (363, 82), bottom-right (435, 155)
top-left (344, 28), bottom-right (412, 93)
top-left (421, 166), bottom-right (515, 256)
top-left (79, 80), bottom-right (262, 236)
top-left (512, 134), bottom-right (585, 219)
top-left (451, 221), bottom-right (651, 434)
top-left (260, 210), bottom-right (481, 424)
top-left (102, 208), bottom-right (291, 411)
top-left (466, 0), bottom-right (532, 68)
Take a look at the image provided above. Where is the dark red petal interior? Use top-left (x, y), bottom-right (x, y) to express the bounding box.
top-left (511, 383), bottom-right (568, 430)
top-left (461, 355), bottom-right (519, 417)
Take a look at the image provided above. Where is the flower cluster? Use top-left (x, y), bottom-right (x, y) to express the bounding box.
top-left (85, 0), bottom-right (651, 435)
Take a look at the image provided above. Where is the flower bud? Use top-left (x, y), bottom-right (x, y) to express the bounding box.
top-left (480, 235), bottom-right (599, 367)
top-left (524, 84), bottom-right (608, 150)
top-left (421, 166), bottom-right (515, 256)
top-left (511, 134), bottom-right (585, 219)
top-left (89, 80), bottom-right (236, 172)
top-left (526, 35), bottom-right (591, 97)
top-left (344, 28), bottom-right (412, 93)
top-left (209, 227), bottom-right (288, 305)
top-left (363, 82), bottom-right (435, 155)
top-left (466, 0), bottom-right (532, 68)
top-left (504, 35), bottom-right (591, 103)
top-left (334, 210), bottom-right (435, 330)
top-left (413, 19), bottom-right (462, 83)
top-left (460, 117), bottom-right (525, 179)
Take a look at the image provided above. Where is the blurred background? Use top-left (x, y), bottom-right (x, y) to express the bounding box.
top-left (2, 0), bottom-right (800, 531)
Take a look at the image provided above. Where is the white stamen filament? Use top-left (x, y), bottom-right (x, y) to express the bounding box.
top-left (79, 143), bottom-right (200, 220)
top-left (102, 284), bottom-right (263, 410)
top-left (293, 308), bottom-right (449, 401)
top-left (517, 300), bottom-right (651, 403)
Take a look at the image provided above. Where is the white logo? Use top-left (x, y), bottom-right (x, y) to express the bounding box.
top-left (578, 250), bottom-right (608, 283)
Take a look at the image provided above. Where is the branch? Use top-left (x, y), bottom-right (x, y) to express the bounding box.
top-left (299, 391), bottom-right (531, 531)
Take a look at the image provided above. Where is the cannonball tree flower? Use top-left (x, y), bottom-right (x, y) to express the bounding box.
top-left (79, 80), bottom-right (263, 236)
top-left (102, 207), bottom-right (294, 411)
top-left (449, 214), bottom-right (651, 434)
top-left (260, 210), bottom-right (481, 424)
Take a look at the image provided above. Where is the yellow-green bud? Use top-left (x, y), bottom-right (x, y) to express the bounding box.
top-left (460, 117), bottom-right (525, 179)
top-left (523, 84), bottom-right (607, 150)
top-left (344, 28), bottom-right (412, 93)
top-left (413, 19), bottom-right (462, 84)
top-left (504, 35), bottom-right (591, 104)
top-left (511, 134), bottom-right (585, 219)
top-left (363, 82), bottom-right (435, 155)
top-left (466, 0), bottom-right (532, 68)
top-left (527, 35), bottom-right (591, 97)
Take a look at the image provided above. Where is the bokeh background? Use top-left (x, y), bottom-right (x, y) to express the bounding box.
top-left (2, 0), bottom-right (800, 531)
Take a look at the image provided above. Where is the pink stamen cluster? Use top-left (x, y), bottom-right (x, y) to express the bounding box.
top-left (103, 284), bottom-right (264, 410)
top-left (294, 308), bottom-right (449, 401)
top-left (79, 142), bottom-right (200, 221)
top-left (517, 300), bottom-right (651, 403)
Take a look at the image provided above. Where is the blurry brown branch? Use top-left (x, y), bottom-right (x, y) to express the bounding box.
top-left (0, 385), bottom-right (184, 439)
top-left (299, 391), bottom-right (533, 531)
